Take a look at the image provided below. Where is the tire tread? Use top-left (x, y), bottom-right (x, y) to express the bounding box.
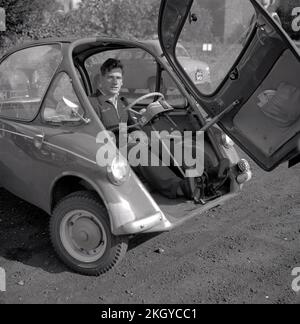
top-left (50, 190), bottom-right (128, 276)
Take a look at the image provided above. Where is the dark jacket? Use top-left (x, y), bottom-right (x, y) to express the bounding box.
top-left (89, 90), bottom-right (129, 129)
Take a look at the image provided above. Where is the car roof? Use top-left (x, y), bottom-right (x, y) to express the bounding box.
top-left (141, 39), bottom-right (162, 51)
top-left (1, 37), bottom-right (187, 60)
top-left (1, 37), bottom-right (143, 59)
top-left (140, 39), bottom-right (186, 53)
top-left (0, 38), bottom-right (74, 60)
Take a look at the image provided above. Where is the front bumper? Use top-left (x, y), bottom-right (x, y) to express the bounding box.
top-left (118, 212), bottom-right (164, 235)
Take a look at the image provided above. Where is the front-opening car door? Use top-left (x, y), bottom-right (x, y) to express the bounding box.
top-left (158, 0), bottom-right (300, 171)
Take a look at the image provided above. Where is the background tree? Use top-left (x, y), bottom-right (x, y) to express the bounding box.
top-left (58, 0), bottom-right (161, 39)
top-left (0, 0), bottom-right (215, 54)
top-left (0, 0), bottom-right (161, 48)
top-left (0, 0), bottom-right (59, 52)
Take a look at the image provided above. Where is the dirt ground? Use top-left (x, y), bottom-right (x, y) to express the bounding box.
top-left (0, 158), bottom-right (299, 304)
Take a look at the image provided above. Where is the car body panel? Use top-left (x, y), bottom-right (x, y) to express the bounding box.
top-left (0, 37), bottom-right (246, 236)
top-left (158, 0), bottom-right (300, 171)
top-left (0, 116), bottom-right (168, 235)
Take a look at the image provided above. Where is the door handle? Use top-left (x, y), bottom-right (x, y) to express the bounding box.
top-left (33, 133), bottom-right (45, 149)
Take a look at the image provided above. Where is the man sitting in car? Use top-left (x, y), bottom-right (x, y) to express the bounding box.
top-left (89, 58), bottom-right (129, 130)
top-left (89, 58), bottom-right (193, 199)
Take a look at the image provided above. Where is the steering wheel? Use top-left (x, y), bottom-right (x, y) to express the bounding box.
top-left (109, 92), bottom-right (166, 133)
top-left (126, 92), bottom-right (165, 116)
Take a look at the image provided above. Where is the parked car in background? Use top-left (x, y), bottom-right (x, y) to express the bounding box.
top-left (117, 40), bottom-right (212, 95)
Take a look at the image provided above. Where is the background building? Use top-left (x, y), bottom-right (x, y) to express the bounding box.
top-left (56, 0), bottom-right (81, 13)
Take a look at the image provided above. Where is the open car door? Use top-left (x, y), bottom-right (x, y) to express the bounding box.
top-left (158, 0), bottom-right (300, 171)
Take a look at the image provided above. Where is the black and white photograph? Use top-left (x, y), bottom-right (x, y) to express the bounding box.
top-left (0, 0), bottom-right (299, 306)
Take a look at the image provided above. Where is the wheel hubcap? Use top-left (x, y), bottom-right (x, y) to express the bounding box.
top-left (60, 210), bottom-right (107, 263)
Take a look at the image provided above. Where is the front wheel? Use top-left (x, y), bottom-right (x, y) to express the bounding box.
top-left (50, 191), bottom-right (128, 276)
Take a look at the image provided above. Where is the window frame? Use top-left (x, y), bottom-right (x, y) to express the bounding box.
top-left (0, 44), bottom-right (63, 122)
top-left (41, 71), bottom-right (86, 126)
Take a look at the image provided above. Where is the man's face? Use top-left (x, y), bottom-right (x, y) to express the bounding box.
top-left (101, 68), bottom-right (123, 96)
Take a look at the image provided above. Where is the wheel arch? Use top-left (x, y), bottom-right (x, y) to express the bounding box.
top-left (50, 173), bottom-right (108, 215)
top-left (50, 190), bottom-right (128, 276)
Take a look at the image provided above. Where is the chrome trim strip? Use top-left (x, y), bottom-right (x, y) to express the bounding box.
top-left (0, 129), bottom-right (33, 140)
top-left (0, 128), bottom-right (97, 165)
top-left (45, 142), bottom-right (97, 165)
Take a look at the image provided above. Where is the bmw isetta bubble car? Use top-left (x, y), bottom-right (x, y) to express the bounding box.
top-left (0, 0), bottom-right (299, 275)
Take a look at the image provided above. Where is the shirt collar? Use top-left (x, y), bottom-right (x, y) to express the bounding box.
top-left (97, 89), bottom-right (119, 106)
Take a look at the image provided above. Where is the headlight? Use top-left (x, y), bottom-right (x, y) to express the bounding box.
top-left (107, 157), bottom-right (130, 185)
top-left (221, 134), bottom-right (235, 148)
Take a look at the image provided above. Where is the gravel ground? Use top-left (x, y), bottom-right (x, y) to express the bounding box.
top-left (0, 159), bottom-right (299, 304)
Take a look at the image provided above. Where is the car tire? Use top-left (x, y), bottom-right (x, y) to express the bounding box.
top-left (50, 191), bottom-right (128, 276)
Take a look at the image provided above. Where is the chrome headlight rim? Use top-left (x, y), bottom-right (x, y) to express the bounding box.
top-left (107, 156), bottom-right (130, 186)
top-left (237, 159), bottom-right (251, 173)
top-left (221, 134), bottom-right (235, 149)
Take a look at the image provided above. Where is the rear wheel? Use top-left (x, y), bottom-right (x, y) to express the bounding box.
top-left (50, 191), bottom-right (128, 276)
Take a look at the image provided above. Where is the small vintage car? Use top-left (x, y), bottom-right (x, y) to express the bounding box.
top-left (0, 0), bottom-right (299, 275)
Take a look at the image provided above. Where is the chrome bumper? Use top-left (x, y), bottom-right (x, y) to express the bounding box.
top-left (118, 212), bottom-right (164, 235)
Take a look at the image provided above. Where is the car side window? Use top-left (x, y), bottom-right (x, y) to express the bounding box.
top-left (0, 45), bottom-right (62, 120)
top-left (42, 72), bottom-right (84, 123)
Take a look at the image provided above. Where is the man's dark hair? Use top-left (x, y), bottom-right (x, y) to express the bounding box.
top-left (100, 58), bottom-right (124, 76)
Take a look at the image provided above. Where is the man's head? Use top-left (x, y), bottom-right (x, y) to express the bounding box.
top-left (100, 58), bottom-right (124, 96)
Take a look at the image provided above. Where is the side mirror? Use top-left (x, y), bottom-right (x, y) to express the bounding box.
top-left (62, 97), bottom-right (91, 124)
top-left (62, 96), bottom-right (79, 109)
